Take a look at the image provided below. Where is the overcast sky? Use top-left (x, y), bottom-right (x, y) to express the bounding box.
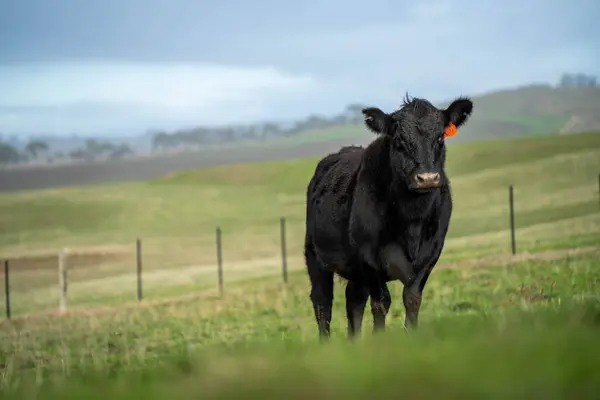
top-left (0, 0), bottom-right (598, 136)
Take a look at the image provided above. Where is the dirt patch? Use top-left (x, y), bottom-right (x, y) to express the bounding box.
top-left (0, 288), bottom-right (223, 328)
top-left (2, 246), bottom-right (132, 272)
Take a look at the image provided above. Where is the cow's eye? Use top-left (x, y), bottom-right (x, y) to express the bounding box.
top-left (394, 136), bottom-right (410, 152)
top-left (394, 136), bottom-right (404, 149)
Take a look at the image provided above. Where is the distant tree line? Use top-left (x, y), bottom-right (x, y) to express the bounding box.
top-left (558, 73), bottom-right (597, 88)
top-left (149, 72), bottom-right (598, 153)
top-left (0, 101), bottom-right (368, 166)
top-left (1, 73), bottom-right (598, 166)
top-left (150, 103), bottom-right (365, 152)
top-left (0, 137), bottom-right (133, 166)
top-left (0, 138), bottom-right (50, 166)
top-left (67, 139), bottom-right (133, 162)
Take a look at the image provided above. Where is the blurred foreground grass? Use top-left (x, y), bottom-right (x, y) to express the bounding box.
top-left (0, 251), bottom-right (599, 399)
top-left (17, 304), bottom-right (600, 400)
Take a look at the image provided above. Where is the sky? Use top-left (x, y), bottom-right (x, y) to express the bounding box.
top-left (0, 0), bottom-right (598, 137)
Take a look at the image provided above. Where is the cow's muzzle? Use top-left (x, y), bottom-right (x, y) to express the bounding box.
top-left (411, 172), bottom-right (441, 190)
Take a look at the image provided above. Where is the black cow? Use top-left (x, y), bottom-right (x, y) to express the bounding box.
top-left (304, 95), bottom-right (473, 340)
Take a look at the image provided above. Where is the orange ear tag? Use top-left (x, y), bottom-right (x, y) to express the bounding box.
top-left (444, 122), bottom-right (457, 138)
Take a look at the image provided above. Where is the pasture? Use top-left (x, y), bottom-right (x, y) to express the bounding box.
top-left (1, 131), bottom-right (599, 315)
top-left (1, 253), bottom-right (599, 399)
top-left (0, 130), bottom-right (599, 398)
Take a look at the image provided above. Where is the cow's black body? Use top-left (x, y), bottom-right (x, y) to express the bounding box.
top-left (304, 95), bottom-right (473, 340)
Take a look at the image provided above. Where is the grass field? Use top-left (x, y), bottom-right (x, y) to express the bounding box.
top-left (0, 131), bottom-right (599, 316)
top-left (0, 130), bottom-right (599, 398)
top-left (0, 252), bottom-right (599, 398)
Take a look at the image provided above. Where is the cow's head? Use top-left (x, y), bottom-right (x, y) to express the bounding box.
top-left (361, 95), bottom-right (473, 193)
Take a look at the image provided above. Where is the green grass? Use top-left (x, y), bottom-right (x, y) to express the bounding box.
top-left (2, 131), bottom-right (599, 251)
top-left (0, 131), bottom-right (599, 398)
top-left (494, 114), bottom-right (570, 135)
top-left (0, 252), bottom-right (599, 399)
top-left (0, 131), bottom-right (599, 316)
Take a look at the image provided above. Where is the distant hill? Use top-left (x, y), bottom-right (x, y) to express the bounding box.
top-left (295, 84), bottom-right (600, 145)
top-left (2, 83), bottom-right (598, 170)
top-left (223, 84), bottom-right (600, 148)
top-left (442, 85), bottom-right (600, 142)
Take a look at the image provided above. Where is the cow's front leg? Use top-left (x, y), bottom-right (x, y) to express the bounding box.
top-left (402, 267), bottom-right (431, 329)
top-left (345, 281), bottom-right (369, 340)
top-left (370, 283), bottom-right (391, 333)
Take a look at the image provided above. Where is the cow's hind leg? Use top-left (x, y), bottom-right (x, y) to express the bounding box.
top-left (345, 281), bottom-right (369, 340)
top-left (402, 267), bottom-right (431, 329)
top-left (305, 245), bottom-right (334, 341)
top-left (370, 283), bottom-right (392, 334)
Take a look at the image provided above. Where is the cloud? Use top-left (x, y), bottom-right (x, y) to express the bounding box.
top-left (290, 0), bottom-right (596, 113)
top-left (0, 61), bottom-right (318, 134)
top-left (0, 0), bottom-right (598, 135)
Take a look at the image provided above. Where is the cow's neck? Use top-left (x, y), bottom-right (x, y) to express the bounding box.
top-left (390, 181), bottom-right (439, 221)
top-left (389, 182), bottom-right (440, 263)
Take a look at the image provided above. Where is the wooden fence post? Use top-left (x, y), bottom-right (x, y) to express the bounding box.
top-left (509, 185), bottom-right (516, 255)
top-left (136, 238), bottom-right (143, 301)
top-left (216, 227), bottom-right (223, 296)
top-left (4, 260), bottom-right (10, 319)
top-left (58, 248), bottom-right (69, 313)
top-left (280, 217), bottom-right (288, 284)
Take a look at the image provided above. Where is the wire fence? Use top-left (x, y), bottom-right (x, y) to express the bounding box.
top-left (2, 177), bottom-right (599, 321)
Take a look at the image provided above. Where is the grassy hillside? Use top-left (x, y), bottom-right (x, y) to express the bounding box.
top-left (0, 131), bottom-right (598, 316)
top-left (451, 85), bottom-right (600, 140)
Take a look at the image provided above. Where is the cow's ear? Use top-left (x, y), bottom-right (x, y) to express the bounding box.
top-left (362, 107), bottom-right (392, 134)
top-left (443, 97), bottom-right (473, 128)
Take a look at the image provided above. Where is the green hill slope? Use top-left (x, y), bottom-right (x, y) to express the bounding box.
top-left (1, 132), bottom-right (599, 259)
top-left (451, 85), bottom-right (600, 141)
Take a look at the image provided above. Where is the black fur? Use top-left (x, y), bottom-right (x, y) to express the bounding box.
top-left (304, 95), bottom-right (474, 340)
